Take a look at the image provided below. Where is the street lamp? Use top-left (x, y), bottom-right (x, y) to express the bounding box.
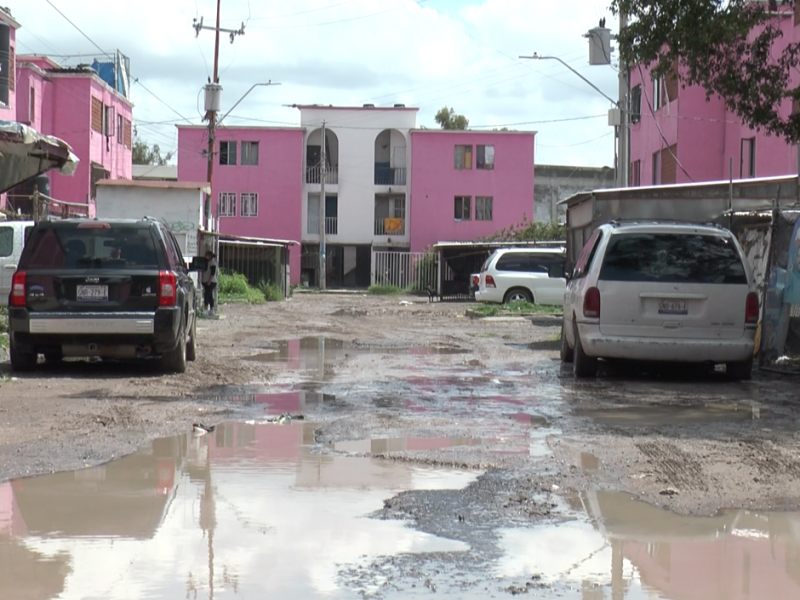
top-left (520, 52), bottom-right (627, 188)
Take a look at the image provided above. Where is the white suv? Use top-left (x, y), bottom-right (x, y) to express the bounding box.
top-left (475, 247), bottom-right (566, 305)
top-left (561, 222), bottom-right (758, 380)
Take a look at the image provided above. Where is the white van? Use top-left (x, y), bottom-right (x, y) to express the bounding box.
top-left (0, 220), bottom-right (36, 305)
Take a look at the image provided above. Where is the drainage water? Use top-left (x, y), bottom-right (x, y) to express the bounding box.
top-left (0, 422), bottom-right (476, 599)
top-left (497, 490), bottom-right (800, 599)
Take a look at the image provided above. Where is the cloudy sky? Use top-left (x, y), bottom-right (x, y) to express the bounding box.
top-left (12, 0), bottom-right (620, 167)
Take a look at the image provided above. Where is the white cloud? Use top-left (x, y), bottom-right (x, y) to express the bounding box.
top-left (12, 0), bottom-right (620, 166)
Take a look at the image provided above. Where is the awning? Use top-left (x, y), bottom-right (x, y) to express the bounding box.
top-left (0, 120), bottom-right (79, 194)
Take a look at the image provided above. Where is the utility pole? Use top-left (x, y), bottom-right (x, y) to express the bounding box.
top-left (618, 10), bottom-right (630, 189)
top-left (319, 121), bottom-right (327, 290)
top-left (205, 0), bottom-right (222, 232)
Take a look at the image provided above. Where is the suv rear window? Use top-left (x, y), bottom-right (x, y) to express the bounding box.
top-left (599, 233), bottom-right (747, 284)
top-left (495, 253), bottom-right (563, 273)
top-left (25, 224), bottom-right (160, 270)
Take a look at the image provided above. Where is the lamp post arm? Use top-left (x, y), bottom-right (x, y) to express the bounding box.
top-left (519, 54), bottom-right (618, 107)
top-left (217, 81), bottom-right (281, 127)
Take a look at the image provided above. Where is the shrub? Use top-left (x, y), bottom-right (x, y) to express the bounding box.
top-left (258, 282), bottom-right (284, 302)
top-left (218, 271), bottom-right (264, 304)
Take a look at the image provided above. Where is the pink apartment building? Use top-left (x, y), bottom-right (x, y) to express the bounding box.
top-left (176, 106), bottom-right (535, 288)
top-left (628, 4), bottom-right (800, 186)
top-left (176, 125), bottom-right (305, 284)
top-left (409, 130), bottom-right (535, 253)
top-left (1, 7), bottom-right (132, 215)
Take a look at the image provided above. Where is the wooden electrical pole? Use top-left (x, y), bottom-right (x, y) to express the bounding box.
top-left (206, 0), bottom-right (221, 229)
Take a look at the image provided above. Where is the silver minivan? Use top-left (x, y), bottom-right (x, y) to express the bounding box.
top-left (0, 220), bottom-right (35, 305)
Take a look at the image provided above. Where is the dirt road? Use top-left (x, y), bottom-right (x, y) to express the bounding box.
top-left (2, 293), bottom-right (799, 517)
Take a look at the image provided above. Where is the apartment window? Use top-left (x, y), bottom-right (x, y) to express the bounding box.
top-left (630, 160), bottom-right (641, 186)
top-left (477, 145), bottom-right (495, 169)
top-left (241, 193), bottom-right (259, 217)
top-left (454, 196), bottom-right (471, 220)
top-left (630, 85), bottom-right (641, 124)
top-left (220, 141), bottom-right (237, 166)
top-left (652, 151), bottom-right (660, 185)
top-left (104, 105), bottom-right (116, 137)
top-left (665, 63), bottom-right (679, 104)
top-left (661, 144), bottom-right (678, 184)
top-left (475, 196), bottom-right (493, 220)
top-left (116, 114), bottom-right (123, 145)
top-left (454, 145), bottom-right (472, 170)
top-left (741, 138), bottom-right (756, 178)
top-left (29, 87), bottom-right (35, 123)
top-left (653, 76), bottom-right (663, 110)
top-left (91, 97), bottom-right (103, 133)
top-left (123, 118), bottom-right (132, 149)
top-left (8, 45), bottom-right (14, 92)
top-left (218, 192), bottom-right (237, 217)
top-left (241, 141), bottom-right (259, 166)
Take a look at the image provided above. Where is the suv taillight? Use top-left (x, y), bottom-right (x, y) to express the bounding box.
top-left (745, 291), bottom-right (759, 324)
top-left (584, 287), bottom-right (600, 318)
top-left (472, 275), bottom-right (479, 286)
top-left (485, 275), bottom-right (496, 288)
top-left (159, 271), bottom-right (177, 306)
top-left (10, 271), bottom-right (26, 307)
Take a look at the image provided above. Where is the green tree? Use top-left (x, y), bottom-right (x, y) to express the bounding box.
top-left (434, 106), bottom-right (470, 130)
top-left (481, 217), bottom-right (565, 243)
top-left (132, 137), bottom-right (173, 166)
top-left (611, 0), bottom-right (800, 142)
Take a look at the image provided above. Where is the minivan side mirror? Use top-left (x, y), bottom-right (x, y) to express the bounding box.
top-left (548, 264), bottom-right (566, 279)
top-left (189, 256), bottom-right (208, 272)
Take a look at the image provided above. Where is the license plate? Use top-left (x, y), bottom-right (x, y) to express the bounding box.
top-left (658, 299), bottom-right (687, 315)
top-left (77, 285), bottom-right (108, 302)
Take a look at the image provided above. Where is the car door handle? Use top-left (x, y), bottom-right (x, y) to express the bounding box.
top-left (3, 264), bottom-right (16, 269)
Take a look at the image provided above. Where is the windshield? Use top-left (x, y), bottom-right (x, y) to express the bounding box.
top-left (26, 225), bottom-right (160, 270)
top-left (599, 233), bottom-right (748, 285)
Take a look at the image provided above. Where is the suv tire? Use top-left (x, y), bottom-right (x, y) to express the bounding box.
top-left (504, 288), bottom-right (532, 304)
top-left (726, 356), bottom-right (753, 381)
top-left (161, 322), bottom-right (188, 374)
top-left (186, 313), bottom-right (197, 362)
top-left (573, 319), bottom-right (597, 378)
top-left (10, 338), bottom-right (37, 372)
top-left (560, 322), bottom-right (574, 363)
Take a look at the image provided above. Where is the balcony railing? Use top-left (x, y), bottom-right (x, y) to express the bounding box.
top-left (306, 166), bottom-right (339, 185)
top-left (374, 166), bottom-right (406, 186)
top-left (307, 215), bottom-right (338, 235)
top-left (374, 217), bottom-right (405, 236)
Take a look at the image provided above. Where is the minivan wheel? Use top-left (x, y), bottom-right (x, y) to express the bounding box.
top-left (186, 313), bottom-right (197, 362)
top-left (161, 323), bottom-right (188, 374)
top-left (726, 356), bottom-right (753, 381)
top-left (504, 288), bottom-right (532, 304)
top-left (10, 338), bottom-right (37, 372)
top-left (560, 322), bottom-right (574, 363)
top-left (573, 320), bottom-right (597, 378)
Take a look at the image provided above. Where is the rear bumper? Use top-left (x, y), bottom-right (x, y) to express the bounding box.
top-left (475, 288), bottom-right (502, 303)
top-left (577, 323), bottom-right (755, 363)
top-left (9, 308), bottom-right (182, 355)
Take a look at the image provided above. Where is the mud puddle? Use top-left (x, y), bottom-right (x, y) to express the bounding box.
top-left (244, 336), bottom-right (468, 366)
top-left (497, 490), bottom-right (800, 599)
top-left (576, 401), bottom-right (767, 427)
top-left (333, 436), bottom-right (487, 454)
top-left (0, 421), bottom-right (479, 599)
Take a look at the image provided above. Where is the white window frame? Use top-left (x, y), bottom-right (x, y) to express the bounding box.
top-left (241, 192), bottom-right (259, 217)
top-left (219, 192), bottom-right (237, 217)
top-left (241, 141), bottom-right (259, 166)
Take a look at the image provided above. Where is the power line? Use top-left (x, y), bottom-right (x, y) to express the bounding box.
top-left (471, 114), bottom-right (607, 128)
top-left (226, 0), bottom-right (364, 22)
top-left (44, 0), bottom-right (112, 58)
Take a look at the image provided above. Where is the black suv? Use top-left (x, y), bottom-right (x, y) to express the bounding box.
top-left (6, 217), bottom-right (206, 373)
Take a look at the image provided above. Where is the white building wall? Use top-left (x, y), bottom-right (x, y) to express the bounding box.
top-left (300, 107), bottom-right (417, 247)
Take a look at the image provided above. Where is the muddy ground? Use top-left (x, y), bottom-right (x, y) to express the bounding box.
top-left (2, 291), bottom-right (800, 522)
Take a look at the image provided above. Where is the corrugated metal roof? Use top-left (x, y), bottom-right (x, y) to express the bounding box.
top-left (200, 230), bottom-right (299, 246)
top-left (433, 240), bottom-right (565, 249)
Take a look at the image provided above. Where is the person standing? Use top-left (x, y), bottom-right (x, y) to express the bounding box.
top-left (201, 250), bottom-right (218, 317)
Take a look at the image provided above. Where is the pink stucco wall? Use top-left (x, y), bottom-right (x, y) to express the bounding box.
top-left (409, 131), bottom-right (535, 252)
top-left (630, 9), bottom-right (800, 184)
top-left (177, 126), bottom-right (304, 285)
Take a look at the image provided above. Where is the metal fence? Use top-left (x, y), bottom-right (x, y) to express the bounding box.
top-left (371, 250), bottom-right (437, 291)
top-left (218, 241), bottom-right (286, 294)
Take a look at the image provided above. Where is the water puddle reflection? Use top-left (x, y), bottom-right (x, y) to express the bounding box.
top-left (333, 437), bottom-right (486, 454)
top-left (497, 490), bottom-right (800, 599)
top-left (577, 402), bottom-right (767, 427)
top-left (0, 421), bottom-right (477, 599)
